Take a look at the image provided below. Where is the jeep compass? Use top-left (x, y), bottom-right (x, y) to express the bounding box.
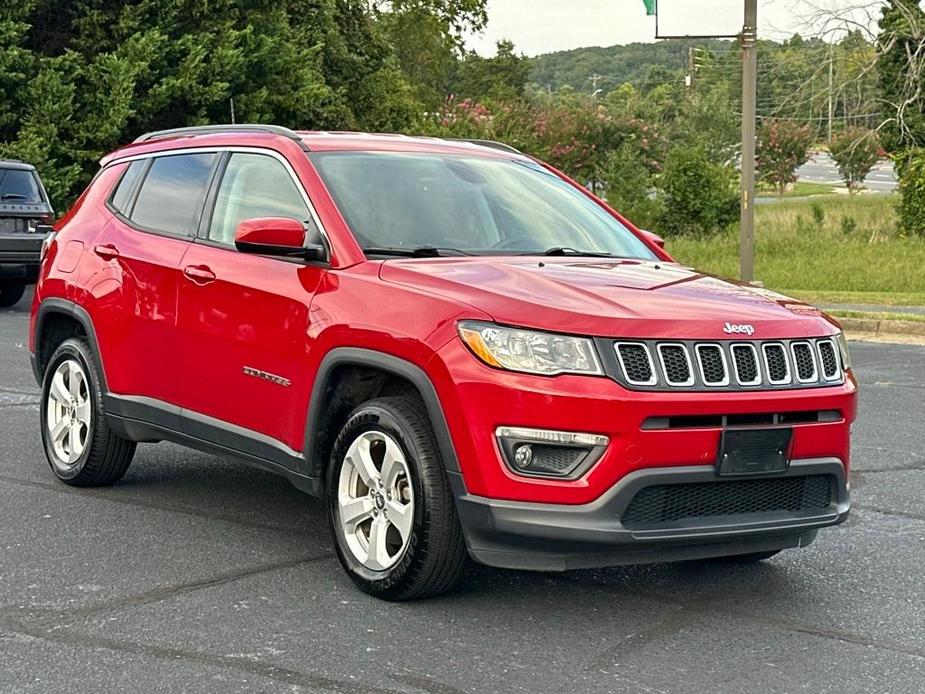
top-left (30, 125), bottom-right (855, 600)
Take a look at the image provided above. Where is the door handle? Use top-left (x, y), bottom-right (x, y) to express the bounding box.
top-left (183, 264), bottom-right (216, 285)
top-left (93, 244), bottom-right (120, 260)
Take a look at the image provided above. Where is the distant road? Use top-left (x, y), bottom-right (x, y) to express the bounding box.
top-left (797, 151), bottom-right (898, 192)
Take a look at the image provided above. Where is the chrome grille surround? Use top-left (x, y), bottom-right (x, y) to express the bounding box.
top-left (605, 337), bottom-right (845, 392)
top-left (694, 343), bottom-right (730, 387)
top-left (730, 342), bottom-right (762, 386)
top-left (762, 342), bottom-right (792, 385)
top-left (657, 343), bottom-right (695, 386)
top-left (790, 341), bottom-right (818, 383)
top-left (816, 338), bottom-right (840, 381)
top-left (614, 342), bottom-right (657, 386)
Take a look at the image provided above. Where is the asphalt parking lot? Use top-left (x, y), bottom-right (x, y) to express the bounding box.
top-left (1, 290), bottom-right (923, 694)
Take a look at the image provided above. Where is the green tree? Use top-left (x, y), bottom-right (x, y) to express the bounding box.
top-left (897, 147), bottom-right (925, 235)
top-left (657, 146), bottom-right (738, 235)
top-left (830, 127), bottom-right (880, 193)
top-left (756, 120), bottom-right (814, 195)
top-left (603, 142), bottom-right (660, 230)
top-left (452, 40), bottom-right (530, 102)
top-left (0, 0), bottom-right (427, 208)
top-left (877, 0), bottom-right (925, 153)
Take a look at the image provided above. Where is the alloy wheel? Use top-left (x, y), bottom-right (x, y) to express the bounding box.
top-left (337, 430), bottom-right (415, 571)
top-left (46, 359), bottom-right (91, 468)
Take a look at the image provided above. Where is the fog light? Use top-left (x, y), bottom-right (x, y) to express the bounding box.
top-left (513, 444), bottom-right (534, 469)
top-left (495, 426), bottom-right (609, 479)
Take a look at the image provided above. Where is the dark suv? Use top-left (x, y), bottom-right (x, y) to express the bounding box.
top-left (0, 159), bottom-right (54, 307)
top-left (30, 125), bottom-right (855, 600)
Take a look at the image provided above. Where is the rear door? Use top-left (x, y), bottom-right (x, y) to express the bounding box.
top-left (175, 150), bottom-right (325, 452)
top-left (92, 152), bottom-right (219, 407)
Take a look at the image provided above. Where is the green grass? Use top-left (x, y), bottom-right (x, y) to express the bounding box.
top-left (783, 289), bottom-right (925, 307)
top-left (756, 181), bottom-right (837, 198)
top-left (826, 309), bottom-right (925, 324)
top-left (666, 195), bottom-right (925, 301)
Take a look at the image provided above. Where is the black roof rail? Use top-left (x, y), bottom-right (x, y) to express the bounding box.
top-left (133, 124), bottom-right (308, 149)
top-left (452, 138), bottom-right (522, 155)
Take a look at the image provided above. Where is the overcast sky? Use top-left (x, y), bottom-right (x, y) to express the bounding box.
top-left (465, 1), bottom-right (883, 56)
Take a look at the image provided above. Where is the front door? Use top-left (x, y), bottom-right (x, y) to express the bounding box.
top-left (175, 151), bottom-right (324, 454)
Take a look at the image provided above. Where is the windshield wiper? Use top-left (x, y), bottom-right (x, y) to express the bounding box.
top-left (362, 246), bottom-right (473, 258)
top-left (1, 193), bottom-right (28, 200)
top-left (540, 247), bottom-right (616, 258)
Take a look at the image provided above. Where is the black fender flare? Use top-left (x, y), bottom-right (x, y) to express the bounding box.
top-left (303, 347), bottom-right (462, 486)
top-left (32, 298), bottom-right (107, 390)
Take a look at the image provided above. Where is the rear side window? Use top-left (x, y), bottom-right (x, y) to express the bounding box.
top-left (109, 160), bottom-right (146, 215)
top-left (130, 153), bottom-right (216, 236)
top-left (0, 168), bottom-right (43, 203)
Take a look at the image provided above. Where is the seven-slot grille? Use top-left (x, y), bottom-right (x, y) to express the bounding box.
top-left (610, 337), bottom-right (844, 391)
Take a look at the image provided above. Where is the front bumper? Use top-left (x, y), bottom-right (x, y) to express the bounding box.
top-left (454, 458), bottom-right (849, 571)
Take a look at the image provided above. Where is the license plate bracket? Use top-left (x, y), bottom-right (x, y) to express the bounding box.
top-left (717, 428), bottom-right (793, 476)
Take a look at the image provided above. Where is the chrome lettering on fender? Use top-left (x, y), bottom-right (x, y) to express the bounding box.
top-left (723, 322), bottom-right (755, 336)
top-left (243, 366), bottom-right (291, 387)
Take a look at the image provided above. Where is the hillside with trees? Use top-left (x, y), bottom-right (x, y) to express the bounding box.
top-left (1, 0), bottom-right (922, 241)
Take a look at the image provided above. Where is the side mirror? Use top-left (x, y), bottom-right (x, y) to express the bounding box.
top-left (639, 229), bottom-right (665, 249)
top-left (233, 217), bottom-right (325, 261)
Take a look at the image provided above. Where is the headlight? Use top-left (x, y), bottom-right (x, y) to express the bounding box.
top-left (836, 330), bottom-right (852, 371)
top-left (457, 321), bottom-right (603, 376)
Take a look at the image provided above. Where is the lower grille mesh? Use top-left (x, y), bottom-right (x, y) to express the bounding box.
top-left (621, 475), bottom-right (832, 527)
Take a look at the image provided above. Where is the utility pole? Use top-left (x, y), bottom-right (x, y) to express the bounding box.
top-left (588, 73), bottom-right (604, 93)
top-left (827, 47), bottom-right (834, 144)
top-left (739, 0), bottom-right (758, 283)
top-left (687, 46), bottom-right (695, 88)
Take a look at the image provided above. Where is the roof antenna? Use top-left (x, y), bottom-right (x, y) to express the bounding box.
top-left (230, 97), bottom-right (236, 125)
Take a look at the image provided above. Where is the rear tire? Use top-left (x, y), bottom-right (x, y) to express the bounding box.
top-left (326, 396), bottom-right (467, 600)
top-left (40, 337), bottom-right (136, 486)
top-left (0, 282), bottom-right (26, 307)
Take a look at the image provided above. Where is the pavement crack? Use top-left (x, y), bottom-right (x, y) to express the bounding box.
top-left (551, 576), bottom-right (925, 662)
top-left (0, 473), bottom-right (307, 536)
top-left (388, 673), bottom-right (468, 694)
top-left (854, 504), bottom-right (925, 522)
top-left (0, 614), bottom-right (402, 693)
top-left (50, 554), bottom-right (334, 620)
top-left (586, 604), bottom-right (692, 672)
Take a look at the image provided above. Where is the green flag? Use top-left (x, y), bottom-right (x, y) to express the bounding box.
top-left (642, 0), bottom-right (656, 15)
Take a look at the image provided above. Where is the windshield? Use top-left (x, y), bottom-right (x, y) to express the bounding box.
top-left (310, 152), bottom-right (656, 259)
top-left (0, 168), bottom-right (43, 203)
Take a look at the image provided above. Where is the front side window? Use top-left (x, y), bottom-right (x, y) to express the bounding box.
top-left (310, 152), bottom-right (656, 259)
top-left (0, 168), bottom-right (44, 203)
top-left (208, 153), bottom-right (310, 245)
top-left (130, 153), bottom-right (216, 236)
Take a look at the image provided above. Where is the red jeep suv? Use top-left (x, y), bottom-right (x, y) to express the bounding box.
top-left (30, 125), bottom-right (855, 600)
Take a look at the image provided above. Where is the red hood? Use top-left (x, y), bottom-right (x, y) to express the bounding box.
top-left (378, 257), bottom-right (838, 340)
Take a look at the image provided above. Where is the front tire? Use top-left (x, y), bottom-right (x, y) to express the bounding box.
top-left (326, 397), bottom-right (467, 600)
top-left (0, 282), bottom-right (26, 308)
top-left (40, 337), bottom-right (136, 486)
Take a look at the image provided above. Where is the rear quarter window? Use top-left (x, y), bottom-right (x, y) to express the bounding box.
top-left (129, 153), bottom-right (217, 236)
top-left (109, 160), bottom-right (147, 216)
